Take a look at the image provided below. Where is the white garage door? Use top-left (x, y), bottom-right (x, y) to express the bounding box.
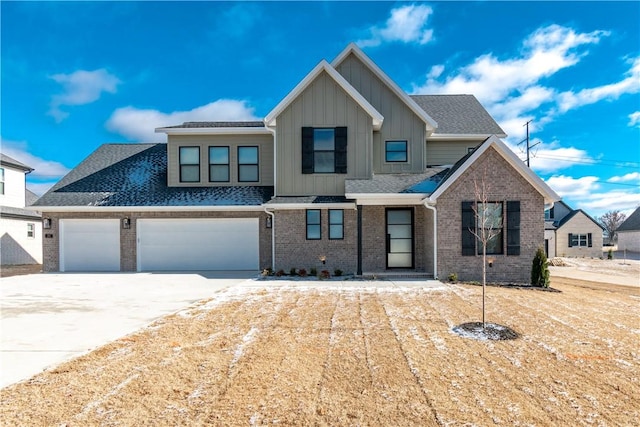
top-left (137, 218), bottom-right (259, 271)
top-left (60, 219), bottom-right (120, 272)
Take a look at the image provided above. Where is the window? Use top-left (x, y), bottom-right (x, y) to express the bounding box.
top-left (302, 127), bottom-right (347, 174)
top-left (329, 209), bottom-right (344, 240)
top-left (569, 233), bottom-right (592, 248)
top-left (27, 223), bottom-right (35, 238)
top-left (544, 207), bottom-right (555, 220)
top-left (0, 167), bottom-right (4, 195)
top-left (306, 209), bottom-right (321, 240)
top-left (209, 146), bottom-right (229, 182)
top-left (476, 202), bottom-right (503, 255)
top-left (238, 146), bottom-right (259, 182)
top-left (385, 140), bottom-right (408, 162)
top-left (179, 147), bottom-right (200, 182)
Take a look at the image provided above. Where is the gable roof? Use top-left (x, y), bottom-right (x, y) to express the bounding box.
top-left (427, 135), bottom-right (560, 205)
top-left (0, 153), bottom-right (33, 172)
top-left (332, 43), bottom-right (437, 132)
top-left (617, 207), bottom-right (640, 232)
top-left (556, 209), bottom-right (604, 230)
top-left (410, 95), bottom-right (506, 138)
top-left (264, 59), bottom-right (383, 130)
top-left (32, 144), bottom-right (273, 210)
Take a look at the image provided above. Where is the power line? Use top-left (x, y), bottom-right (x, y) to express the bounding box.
top-left (529, 154), bottom-right (640, 168)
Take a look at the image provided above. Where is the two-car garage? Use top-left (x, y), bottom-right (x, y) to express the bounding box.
top-left (59, 218), bottom-right (260, 272)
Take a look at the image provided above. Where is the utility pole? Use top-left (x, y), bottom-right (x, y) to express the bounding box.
top-left (518, 120), bottom-right (539, 167)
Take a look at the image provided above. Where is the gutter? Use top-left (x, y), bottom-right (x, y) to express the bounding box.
top-left (423, 198), bottom-right (438, 279)
top-left (265, 124), bottom-right (277, 198)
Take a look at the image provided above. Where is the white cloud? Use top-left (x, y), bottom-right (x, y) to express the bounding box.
top-left (505, 139), bottom-right (593, 174)
top-left (1, 138), bottom-right (70, 179)
top-left (608, 172), bottom-right (640, 183)
top-left (629, 111), bottom-right (640, 128)
top-left (545, 175), bottom-right (600, 199)
top-left (357, 4), bottom-right (434, 48)
top-left (106, 99), bottom-right (258, 142)
top-left (48, 69), bottom-right (121, 122)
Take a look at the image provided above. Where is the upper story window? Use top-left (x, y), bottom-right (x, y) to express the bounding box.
top-left (544, 207), bottom-right (555, 220)
top-left (385, 140), bottom-right (408, 162)
top-left (27, 223), bottom-right (35, 238)
top-left (179, 147), bottom-right (200, 183)
top-left (209, 146), bottom-right (230, 182)
top-left (0, 167), bottom-right (4, 195)
top-left (302, 127), bottom-right (347, 174)
top-left (238, 146), bottom-right (259, 182)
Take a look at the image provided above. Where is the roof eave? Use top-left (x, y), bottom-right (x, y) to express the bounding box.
top-left (345, 193), bottom-right (427, 205)
top-left (155, 127), bottom-right (271, 135)
top-left (28, 205), bottom-right (267, 212)
top-left (428, 133), bottom-right (508, 141)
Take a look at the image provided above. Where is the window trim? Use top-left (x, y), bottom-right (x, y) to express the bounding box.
top-left (328, 209), bottom-right (344, 240)
top-left (27, 223), bottom-right (35, 238)
top-left (179, 146), bottom-right (200, 183)
top-left (208, 146), bottom-right (230, 183)
top-left (385, 140), bottom-right (408, 163)
top-left (237, 146), bottom-right (259, 183)
top-left (306, 209), bottom-right (321, 240)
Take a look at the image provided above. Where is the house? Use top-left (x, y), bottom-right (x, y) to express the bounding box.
top-left (544, 200), bottom-right (603, 258)
top-left (616, 207), bottom-right (640, 252)
top-left (32, 43), bottom-right (560, 282)
top-left (0, 153), bottom-right (42, 265)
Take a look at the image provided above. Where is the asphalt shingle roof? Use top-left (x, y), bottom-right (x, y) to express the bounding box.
top-left (410, 95), bottom-right (506, 136)
top-left (0, 205), bottom-right (41, 219)
top-left (163, 121), bottom-right (266, 129)
top-left (346, 169), bottom-right (446, 194)
top-left (617, 207), bottom-right (640, 232)
top-left (33, 144), bottom-right (273, 207)
top-left (0, 153), bottom-right (33, 171)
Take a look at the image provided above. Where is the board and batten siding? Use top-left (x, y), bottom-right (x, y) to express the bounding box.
top-left (335, 53), bottom-right (426, 174)
top-left (167, 134), bottom-right (274, 187)
top-left (276, 70), bottom-right (373, 196)
top-left (555, 212), bottom-right (603, 258)
top-left (426, 140), bottom-right (484, 166)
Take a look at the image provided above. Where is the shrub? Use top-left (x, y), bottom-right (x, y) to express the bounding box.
top-left (448, 273), bottom-right (458, 282)
top-left (319, 270), bottom-right (331, 280)
top-left (298, 268), bottom-right (308, 277)
top-left (531, 246), bottom-right (550, 288)
top-left (261, 267), bottom-right (273, 276)
top-left (607, 248), bottom-right (613, 260)
top-left (334, 269), bottom-right (343, 277)
top-left (310, 267), bottom-right (317, 277)
top-left (289, 268), bottom-right (297, 276)
top-left (275, 269), bottom-right (285, 277)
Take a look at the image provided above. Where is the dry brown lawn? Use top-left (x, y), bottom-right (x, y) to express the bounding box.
top-left (1, 277), bottom-right (638, 426)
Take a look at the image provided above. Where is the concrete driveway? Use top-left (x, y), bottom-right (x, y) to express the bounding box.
top-left (0, 271), bottom-right (254, 388)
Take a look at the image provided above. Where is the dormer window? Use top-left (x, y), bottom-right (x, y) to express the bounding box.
top-left (302, 127), bottom-right (347, 174)
top-left (385, 140), bottom-right (408, 162)
top-left (179, 147), bottom-right (200, 183)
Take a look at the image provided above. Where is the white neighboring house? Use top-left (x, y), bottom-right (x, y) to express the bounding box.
top-left (544, 200), bottom-right (603, 258)
top-left (616, 207), bottom-right (640, 253)
top-left (0, 154), bottom-right (43, 265)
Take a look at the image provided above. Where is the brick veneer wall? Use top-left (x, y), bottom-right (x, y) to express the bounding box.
top-left (361, 205), bottom-right (431, 274)
top-left (436, 147), bottom-right (545, 283)
top-left (273, 209), bottom-right (357, 274)
top-left (42, 211), bottom-right (272, 272)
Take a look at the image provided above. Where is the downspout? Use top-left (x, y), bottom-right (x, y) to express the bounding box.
top-left (264, 208), bottom-right (276, 271)
top-left (265, 124), bottom-right (277, 198)
top-left (423, 199), bottom-right (438, 279)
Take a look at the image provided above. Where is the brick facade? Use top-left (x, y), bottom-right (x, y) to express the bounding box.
top-left (435, 147), bottom-right (544, 283)
top-left (42, 211), bottom-right (272, 272)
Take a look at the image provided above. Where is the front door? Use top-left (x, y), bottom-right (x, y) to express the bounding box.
top-left (386, 208), bottom-right (414, 268)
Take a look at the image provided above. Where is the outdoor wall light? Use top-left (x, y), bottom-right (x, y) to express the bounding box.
top-left (319, 255), bottom-right (326, 265)
top-left (122, 217), bottom-right (131, 229)
top-left (487, 257), bottom-right (495, 268)
top-left (265, 216), bottom-right (272, 229)
top-left (43, 218), bottom-right (51, 229)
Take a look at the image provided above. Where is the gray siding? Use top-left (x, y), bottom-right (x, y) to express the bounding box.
top-left (167, 134), bottom-right (274, 187)
top-left (276, 70), bottom-right (373, 196)
top-left (426, 140), bottom-right (484, 166)
top-left (335, 53), bottom-right (426, 174)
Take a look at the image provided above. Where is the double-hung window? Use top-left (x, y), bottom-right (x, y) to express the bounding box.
top-left (27, 223), bottom-right (35, 238)
top-left (179, 147), bottom-right (200, 183)
top-left (0, 167), bottom-right (4, 195)
top-left (302, 127), bottom-right (347, 174)
top-left (238, 146), bottom-right (259, 182)
top-left (385, 140), bottom-right (408, 162)
top-left (306, 210), bottom-right (321, 240)
top-left (209, 146), bottom-right (229, 182)
top-left (329, 209), bottom-right (344, 240)
top-left (476, 202), bottom-right (504, 255)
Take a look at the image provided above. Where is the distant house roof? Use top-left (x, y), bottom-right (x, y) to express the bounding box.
top-left (410, 95), bottom-right (506, 137)
top-left (160, 121), bottom-right (266, 129)
top-left (0, 153), bottom-right (33, 172)
top-left (617, 207), bottom-right (640, 232)
top-left (25, 189), bottom-right (40, 206)
top-left (32, 144), bottom-right (273, 209)
top-left (556, 209), bottom-right (604, 230)
top-left (0, 205), bottom-right (41, 220)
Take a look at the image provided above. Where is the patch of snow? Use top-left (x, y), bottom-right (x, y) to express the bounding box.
top-left (231, 326), bottom-right (259, 366)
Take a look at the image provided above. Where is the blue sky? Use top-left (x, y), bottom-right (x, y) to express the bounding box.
top-left (2, 1), bottom-right (639, 217)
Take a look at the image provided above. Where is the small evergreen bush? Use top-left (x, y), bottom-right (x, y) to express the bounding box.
top-left (289, 267), bottom-right (297, 276)
top-left (607, 248), bottom-right (613, 260)
top-left (334, 269), bottom-right (343, 277)
top-left (531, 247), bottom-right (550, 288)
top-left (310, 267), bottom-right (317, 276)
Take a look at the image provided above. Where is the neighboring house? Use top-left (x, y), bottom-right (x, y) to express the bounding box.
top-left (616, 207), bottom-right (640, 252)
top-left (544, 200), bottom-right (603, 258)
top-left (32, 43), bottom-right (560, 282)
top-left (0, 154), bottom-right (43, 265)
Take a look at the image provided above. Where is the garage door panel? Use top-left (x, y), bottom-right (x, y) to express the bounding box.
top-left (60, 219), bottom-right (120, 272)
top-left (137, 218), bottom-right (259, 271)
